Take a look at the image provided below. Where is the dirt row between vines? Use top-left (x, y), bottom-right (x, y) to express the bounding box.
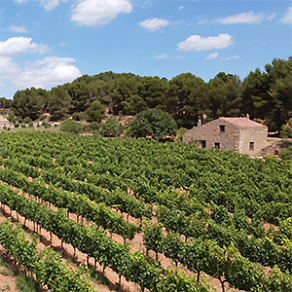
top-left (0, 175), bottom-right (242, 292)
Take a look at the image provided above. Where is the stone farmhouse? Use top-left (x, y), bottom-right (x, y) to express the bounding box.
top-left (182, 117), bottom-right (268, 156)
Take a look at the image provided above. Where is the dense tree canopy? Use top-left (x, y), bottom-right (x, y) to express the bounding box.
top-left (86, 101), bottom-right (106, 123)
top-left (128, 108), bottom-right (177, 139)
top-left (7, 57), bottom-right (292, 132)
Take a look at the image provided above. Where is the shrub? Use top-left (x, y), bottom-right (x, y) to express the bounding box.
top-left (6, 113), bottom-right (15, 123)
top-left (72, 112), bottom-right (88, 121)
top-left (177, 127), bottom-right (187, 141)
top-left (42, 122), bottom-right (51, 129)
top-left (14, 123), bottom-right (19, 128)
top-left (60, 120), bottom-right (82, 134)
top-left (28, 121), bottom-right (34, 128)
top-left (279, 146), bottom-right (292, 160)
top-left (86, 101), bottom-right (106, 123)
top-left (100, 117), bottom-right (123, 137)
top-left (39, 114), bottom-right (46, 121)
top-left (22, 117), bottom-right (32, 124)
top-left (21, 124), bottom-right (26, 128)
top-left (280, 119), bottom-right (292, 138)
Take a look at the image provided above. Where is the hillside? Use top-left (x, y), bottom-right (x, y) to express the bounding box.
top-left (0, 131), bottom-right (291, 291)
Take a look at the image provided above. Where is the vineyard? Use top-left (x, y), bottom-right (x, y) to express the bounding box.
top-left (0, 131), bottom-right (291, 292)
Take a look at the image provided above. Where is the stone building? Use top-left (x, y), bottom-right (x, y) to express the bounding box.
top-left (182, 117), bottom-right (268, 156)
top-left (0, 116), bottom-right (11, 129)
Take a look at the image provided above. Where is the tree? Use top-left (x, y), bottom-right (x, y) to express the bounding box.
top-left (242, 57), bottom-right (292, 131)
top-left (12, 87), bottom-right (48, 120)
top-left (137, 76), bottom-right (168, 110)
top-left (206, 73), bottom-right (242, 121)
top-left (128, 108), bottom-right (177, 140)
top-left (47, 85), bottom-right (72, 117)
top-left (100, 117), bottom-right (123, 137)
top-left (168, 73), bottom-right (207, 128)
top-left (68, 81), bottom-right (90, 112)
top-left (86, 101), bottom-right (106, 123)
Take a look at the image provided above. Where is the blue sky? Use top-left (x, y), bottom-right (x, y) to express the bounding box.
top-left (0, 0), bottom-right (291, 99)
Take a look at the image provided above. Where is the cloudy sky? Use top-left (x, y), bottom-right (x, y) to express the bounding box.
top-left (0, 0), bottom-right (291, 99)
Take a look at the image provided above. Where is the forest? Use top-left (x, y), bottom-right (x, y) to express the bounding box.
top-left (1, 57), bottom-right (291, 132)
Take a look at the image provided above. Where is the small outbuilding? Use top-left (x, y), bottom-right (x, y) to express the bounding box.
top-left (0, 116), bottom-right (11, 129)
top-left (182, 117), bottom-right (268, 156)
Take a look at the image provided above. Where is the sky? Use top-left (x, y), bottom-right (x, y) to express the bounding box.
top-left (0, 0), bottom-right (291, 100)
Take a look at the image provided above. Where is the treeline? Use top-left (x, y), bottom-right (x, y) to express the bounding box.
top-left (4, 56), bottom-right (292, 131)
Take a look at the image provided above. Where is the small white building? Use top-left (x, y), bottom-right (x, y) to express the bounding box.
top-left (0, 116), bottom-right (11, 129)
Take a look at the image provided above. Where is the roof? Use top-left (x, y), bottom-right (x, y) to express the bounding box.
top-left (219, 117), bottom-right (267, 128)
top-left (0, 117), bottom-right (10, 124)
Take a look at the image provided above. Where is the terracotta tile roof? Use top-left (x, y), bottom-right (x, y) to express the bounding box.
top-left (220, 117), bottom-right (267, 128)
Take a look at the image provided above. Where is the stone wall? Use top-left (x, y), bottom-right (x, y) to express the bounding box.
top-left (182, 119), bottom-right (240, 150)
top-left (239, 127), bottom-right (267, 155)
top-left (182, 118), bottom-right (268, 155)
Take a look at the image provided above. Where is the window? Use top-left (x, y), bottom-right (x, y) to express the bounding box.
top-left (214, 142), bottom-right (220, 149)
top-left (249, 142), bottom-right (254, 151)
top-left (201, 140), bottom-right (206, 148)
top-left (219, 125), bottom-right (225, 132)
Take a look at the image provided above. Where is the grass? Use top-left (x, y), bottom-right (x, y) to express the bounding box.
top-left (0, 282), bottom-right (10, 291)
top-left (16, 275), bottom-right (42, 292)
top-left (0, 253), bottom-right (42, 292)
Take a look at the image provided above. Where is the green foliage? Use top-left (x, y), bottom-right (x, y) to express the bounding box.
top-left (100, 117), bottom-right (123, 137)
top-left (279, 146), bottom-right (292, 160)
top-left (16, 274), bottom-right (42, 292)
top-left (0, 131), bottom-right (292, 292)
top-left (280, 118), bottom-right (292, 138)
top-left (60, 120), bottom-right (83, 134)
top-left (86, 101), bottom-right (106, 123)
top-left (128, 108), bottom-right (177, 139)
top-left (12, 87), bottom-right (48, 120)
top-left (157, 267), bottom-right (212, 292)
top-left (14, 122), bottom-right (19, 128)
top-left (6, 112), bottom-right (16, 123)
top-left (22, 116), bottom-right (32, 124)
top-left (177, 127), bottom-right (187, 141)
top-left (72, 111), bottom-right (88, 121)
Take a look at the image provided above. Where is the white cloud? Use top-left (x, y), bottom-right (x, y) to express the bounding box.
top-left (71, 0), bottom-right (132, 26)
top-left (17, 57), bottom-right (81, 87)
top-left (154, 54), bottom-right (169, 59)
top-left (0, 57), bottom-right (19, 79)
top-left (197, 19), bottom-right (208, 25)
top-left (177, 33), bottom-right (233, 52)
top-left (153, 54), bottom-right (183, 59)
top-left (139, 18), bottom-right (170, 31)
top-left (206, 51), bottom-right (218, 60)
top-left (0, 37), bottom-right (49, 57)
top-left (179, 6), bottom-right (184, 10)
top-left (0, 56), bottom-right (81, 88)
top-left (266, 13), bottom-right (276, 21)
top-left (215, 11), bottom-right (264, 24)
top-left (219, 55), bottom-right (239, 61)
top-left (40, 0), bottom-right (67, 11)
top-left (15, 0), bottom-right (67, 10)
top-left (9, 25), bottom-right (29, 33)
top-left (15, 0), bottom-right (29, 3)
top-left (280, 6), bottom-right (292, 24)
top-left (0, 37), bottom-right (81, 90)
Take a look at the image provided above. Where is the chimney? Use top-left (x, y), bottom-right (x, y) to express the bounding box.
top-left (197, 118), bottom-right (201, 127)
top-left (246, 114), bottom-right (249, 119)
